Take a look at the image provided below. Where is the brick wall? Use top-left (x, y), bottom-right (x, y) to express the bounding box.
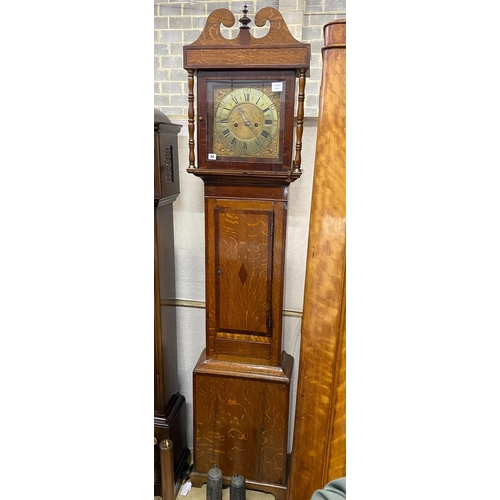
top-left (154, 0), bottom-right (346, 119)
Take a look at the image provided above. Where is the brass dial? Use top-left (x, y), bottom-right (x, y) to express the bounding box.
top-left (213, 87), bottom-right (279, 158)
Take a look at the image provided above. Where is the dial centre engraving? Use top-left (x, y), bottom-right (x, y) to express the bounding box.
top-left (229, 103), bottom-right (264, 141)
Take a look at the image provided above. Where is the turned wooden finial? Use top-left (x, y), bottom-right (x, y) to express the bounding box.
top-left (238, 4), bottom-right (251, 44)
top-left (239, 4), bottom-right (251, 29)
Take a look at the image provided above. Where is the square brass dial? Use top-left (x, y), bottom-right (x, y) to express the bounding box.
top-left (211, 82), bottom-right (282, 159)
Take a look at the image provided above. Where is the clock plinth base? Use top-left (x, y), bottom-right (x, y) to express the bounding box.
top-left (154, 392), bottom-right (190, 497)
top-left (191, 349), bottom-right (292, 500)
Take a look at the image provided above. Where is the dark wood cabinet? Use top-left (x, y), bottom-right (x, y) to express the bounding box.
top-left (154, 109), bottom-right (189, 497)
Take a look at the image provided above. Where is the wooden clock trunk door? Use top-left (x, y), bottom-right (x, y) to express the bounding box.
top-left (205, 185), bottom-right (287, 367)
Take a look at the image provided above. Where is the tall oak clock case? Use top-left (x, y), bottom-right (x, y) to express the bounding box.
top-left (183, 7), bottom-right (310, 499)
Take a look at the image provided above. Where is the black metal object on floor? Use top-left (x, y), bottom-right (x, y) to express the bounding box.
top-left (230, 474), bottom-right (246, 500)
top-left (206, 466), bottom-right (222, 500)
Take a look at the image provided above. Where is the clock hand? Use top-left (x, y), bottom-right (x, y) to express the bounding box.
top-left (230, 101), bottom-right (267, 147)
top-left (236, 106), bottom-right (252, 127)
top-left (235, 106), bottom-right (260, 139)
top-left (236, 105), bottom-right (259, 130)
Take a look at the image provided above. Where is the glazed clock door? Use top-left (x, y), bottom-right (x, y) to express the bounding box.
top-left (213, 85), bottom-right (280, 158)
top-left (195, 69), bottom-right (297, 172)
top-left (205, 196), bottom-right (286, 366)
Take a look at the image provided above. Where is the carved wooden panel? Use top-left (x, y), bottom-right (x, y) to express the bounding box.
top-left (163, 145), bottom-right (173, 185)
top-left (156, 121), bottom-right (181, 201)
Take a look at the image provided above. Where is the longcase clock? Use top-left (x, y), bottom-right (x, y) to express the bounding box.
top-left (154, 109), bottom-right (189, 497)
top-left (183, 6), bottom-right (310, 499)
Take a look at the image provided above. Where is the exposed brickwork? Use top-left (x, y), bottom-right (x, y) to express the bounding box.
top-left (154, 0), bottom-right (346, 118)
